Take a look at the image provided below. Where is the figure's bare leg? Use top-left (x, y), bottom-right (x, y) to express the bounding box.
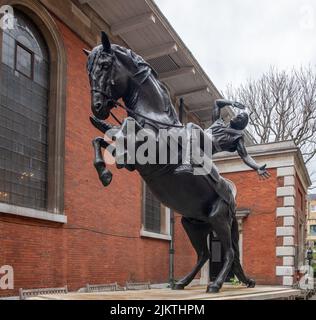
top-left (173, 217), bottom-right (211, 290)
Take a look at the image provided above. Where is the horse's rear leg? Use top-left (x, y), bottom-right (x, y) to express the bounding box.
top-left (173, 217), bottom-right (211, 290)
top-left (92, 137), bottom-right (113, 187)
top-left (207, 201), bottom-right (234, 293)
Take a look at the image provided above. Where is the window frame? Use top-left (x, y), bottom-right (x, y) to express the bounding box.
top-left (14, 41), bottom-right (34, 79)
top-left (141, 182), bottom-right (171, 241)
top-left (0, 1), bottom-right (67, 223)
top-left (310, 225), bottom-right (316, 236)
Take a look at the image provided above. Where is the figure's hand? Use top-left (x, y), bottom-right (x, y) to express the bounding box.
top-left (257, 165), bottom-right (271, 180)
top-left (232, 102), bottom-right (246, 110)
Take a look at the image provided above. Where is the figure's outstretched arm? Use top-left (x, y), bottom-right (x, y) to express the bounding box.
top-left (212, 99), bottom-right (246, 122)
top-left (236, 139), bottom-right (271, 179)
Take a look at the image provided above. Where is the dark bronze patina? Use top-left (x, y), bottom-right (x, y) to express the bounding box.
top-left (85, 32), bottom-right (270, 293)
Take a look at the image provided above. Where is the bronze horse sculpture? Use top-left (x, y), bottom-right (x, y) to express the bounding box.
top-left (84, 32), bottom-right (266, 293)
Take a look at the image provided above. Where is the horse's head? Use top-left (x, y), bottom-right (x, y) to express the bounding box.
top-left (84, 32), bottom-right (140, 120)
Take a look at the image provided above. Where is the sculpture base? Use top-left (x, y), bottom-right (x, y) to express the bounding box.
top-left (30, 285), bottom-right (301, 300)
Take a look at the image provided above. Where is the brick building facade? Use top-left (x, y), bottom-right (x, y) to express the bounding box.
top-left (0, 0), bottom-right (311, 297)
top-left (198, 141), bottom-right (310, 287)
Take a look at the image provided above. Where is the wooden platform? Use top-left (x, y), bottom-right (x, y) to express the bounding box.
top-left (31, 285), bottom-right (301, 300)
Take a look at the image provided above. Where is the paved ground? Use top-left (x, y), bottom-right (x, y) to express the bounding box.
top-left (31, 285), bottom-right (301, 300)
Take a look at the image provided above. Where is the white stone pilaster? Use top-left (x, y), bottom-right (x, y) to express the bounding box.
top-left (276, 166), bottom-right (296, 287)
top-left (283, 237), bottom-right (294, 246)
top-left (276, 246), bottom-right (295, 256)
top-left (283, 276), bottom-right (294, 286)
top-left (276, 266), bottom-right (295, 276)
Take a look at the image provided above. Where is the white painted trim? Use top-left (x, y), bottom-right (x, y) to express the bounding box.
top-left (111, 13), bottom-right (156, 36)
top-left (200, 259), bottom-right (210, 285)
top-left (0, 203), bottom-right (67, 224)
top-left (214, 155), bottom-right (294, 174)
top-left (200, 234), bottom-right (210, 285)
top-left (140, 228), bottom-right (171, 241)
top-left (214, 141), bottom-right (297, 161)
top-left (138, 42), bottom-right (178, 60)
top-left (175, 86), bottom-right (210, 99)
top-left (159, 67), bottom-right (195, 81)
top-left (239, 232), bottom-right (243, 266)
top-left (165, 207), bottom-right (171, 236)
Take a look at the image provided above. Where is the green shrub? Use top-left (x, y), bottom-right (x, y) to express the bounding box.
top-left (230, 276), bottom-right (241, 286)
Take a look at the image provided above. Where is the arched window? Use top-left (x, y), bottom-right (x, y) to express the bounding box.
top-left (0, 10), bottom-right (49, 210)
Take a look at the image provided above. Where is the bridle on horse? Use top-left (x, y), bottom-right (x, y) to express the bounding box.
top-left (91, 51), bottom-right (184, 129)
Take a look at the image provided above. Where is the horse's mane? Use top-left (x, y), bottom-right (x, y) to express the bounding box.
top-left (112, 44), bottom-right (159, 78)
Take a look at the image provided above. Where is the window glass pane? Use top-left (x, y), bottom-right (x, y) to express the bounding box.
top-left (0, 10), bottom-right (49, 210)
top-left (16, 44), bottom-right (33, 78)
top-left (310, 225), bottom-right (316, 236)
top-left (144, 185), bottom-right (161, 233)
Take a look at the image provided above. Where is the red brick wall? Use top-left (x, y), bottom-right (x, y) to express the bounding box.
top-left (0, 16), bottom-right (196, 297)
top-left (223, 169), bottom-right (279, 285)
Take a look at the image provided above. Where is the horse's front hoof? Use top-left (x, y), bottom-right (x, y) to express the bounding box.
top-left (172, 283), bottom-right (185, 290)
top-left (247, 279), bottom-right (256, 288)
top-left (100, 170), bottom-right (113, 187)
top-left (206, 284), bottom-right (220, 293)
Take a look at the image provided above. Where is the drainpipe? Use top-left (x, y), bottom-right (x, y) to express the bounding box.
top-left (169, 98), bottom-right (184, 287)
top-left (169, 209), bottom-right (175, 287)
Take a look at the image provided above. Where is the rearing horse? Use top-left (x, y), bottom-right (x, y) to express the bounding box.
top-left (84, 32), bottom-right (255, 293)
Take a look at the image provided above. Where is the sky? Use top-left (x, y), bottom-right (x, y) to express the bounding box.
top-left (155, 0), bottom-right (316, 187)
top-left (155, 0), bottom-right (316, 91)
